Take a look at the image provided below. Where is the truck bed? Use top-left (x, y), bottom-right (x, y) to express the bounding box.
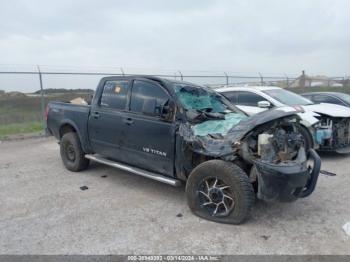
top-left (47, 101), bottom-right (91, 148)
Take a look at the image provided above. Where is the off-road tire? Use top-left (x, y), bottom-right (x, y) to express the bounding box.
top-left (60, 132), bottom-right (89, 172)
top-left (186, 160), bottom-right (255, 224)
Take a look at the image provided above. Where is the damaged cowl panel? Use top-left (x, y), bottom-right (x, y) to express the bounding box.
top-left (179, 107), bottom-right (321, 203)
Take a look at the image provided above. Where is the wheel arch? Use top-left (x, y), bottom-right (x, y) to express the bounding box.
top-left (59, 123), bottom-right (77, 138)
top-left (298, 123), bottom-right (315, 150)
top-left (58, 120), bottom-right (89, 153)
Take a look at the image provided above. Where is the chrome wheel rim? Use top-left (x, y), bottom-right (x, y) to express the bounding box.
top-left (197, 177), bottom-right (234, 217)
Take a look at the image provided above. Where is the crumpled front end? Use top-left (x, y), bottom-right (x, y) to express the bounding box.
top-left (315, 116), bottom-right (350, 154)
top-left (237, 113), bottom-right (321, 202)
top-left (177, 108), bottom-right (321, 202)
top-left (254, 148), bottom-right (321, 202)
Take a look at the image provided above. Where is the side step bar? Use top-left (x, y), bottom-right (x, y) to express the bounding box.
top-left (85, 154), bottom-right (181, 187)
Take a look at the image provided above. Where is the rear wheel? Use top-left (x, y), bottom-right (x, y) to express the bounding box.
top-left (186, 160), bottom-right (255, 224)
top-left (60, 132), bottom-right (89, 172)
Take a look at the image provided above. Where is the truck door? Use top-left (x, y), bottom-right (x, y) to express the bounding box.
top-left (121, 79), bottom-right (176, 177)
top-left (88, 79), bottom-right (132, 164)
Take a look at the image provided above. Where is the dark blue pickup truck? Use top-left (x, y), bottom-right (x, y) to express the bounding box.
top-left (47, 75), bottom-right (321, 224)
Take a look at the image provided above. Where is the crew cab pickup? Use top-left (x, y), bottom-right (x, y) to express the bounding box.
top-left (47, 76), bottom-right (321, 224)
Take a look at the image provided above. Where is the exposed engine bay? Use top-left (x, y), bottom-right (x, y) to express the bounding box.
top-left (237, 116), bottom-right (319, 202)
top-left (315, 116), bottom-right (350, 153)
top-left (240, 117), bottom-right (305, 164)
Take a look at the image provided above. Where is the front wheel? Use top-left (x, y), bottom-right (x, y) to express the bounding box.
top-left (186, 160), bottom-right (255, 224)
top-left (60, 132), bottom-right (89, 172)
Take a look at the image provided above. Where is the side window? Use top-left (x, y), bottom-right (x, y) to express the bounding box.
top-left (237, 91), bottom-right (266, 106)
top-left (222, 91), bottom-right (238, 104)
top-left (313, 95), bottom-right (343, 105)
top-left (100, 80), bottom-right (129, 109)
top-left (130, 80), bottom-right (170, 116)
top-left (302, 95), bottom-right (313, 101)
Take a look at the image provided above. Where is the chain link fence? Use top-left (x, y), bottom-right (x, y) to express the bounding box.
top-left (0, 67), bottom-right (349, 139)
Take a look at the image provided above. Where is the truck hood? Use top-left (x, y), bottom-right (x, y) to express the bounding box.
top-left (179, 107), bottom-right (303, 159)
top-left (302, 103), bottom-right (350, 118)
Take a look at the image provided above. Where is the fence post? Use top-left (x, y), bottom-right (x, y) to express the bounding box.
top-left (224, 72), bottom-right (229, 85)
top-left (120, 67), bottom-right (125, 76)
top-left (178, 70), bottom-right (183, 81)
top-left (37, 65), bottom-right (46, 133)
top-left (258, 72), bottom-right (264, 86)
top-left (285, 74), bottom-right (289, 88)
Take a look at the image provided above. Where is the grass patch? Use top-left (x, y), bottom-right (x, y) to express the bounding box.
top-left (0, 122), bottom-right (43, 139)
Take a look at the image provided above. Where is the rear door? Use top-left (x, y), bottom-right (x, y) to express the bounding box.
top-left (88, 79), bottom-right (131, 163)
top-left (121, 79), bottom-right (176, 176)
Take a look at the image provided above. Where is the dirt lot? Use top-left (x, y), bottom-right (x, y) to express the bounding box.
top-left (0, 137), bottom-right (349, 255)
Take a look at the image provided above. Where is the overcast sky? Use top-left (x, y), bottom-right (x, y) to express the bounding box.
top-left (0, 0), bottom-right (349, 91)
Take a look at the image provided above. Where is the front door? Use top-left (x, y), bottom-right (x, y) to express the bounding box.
top-left (121, 79), bottom-right (176, 177)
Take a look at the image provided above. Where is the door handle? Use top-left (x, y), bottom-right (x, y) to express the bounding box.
top-left (123, 118), bottom-right (134, 125)
top-left (92, 111), bottom-right (100, 119)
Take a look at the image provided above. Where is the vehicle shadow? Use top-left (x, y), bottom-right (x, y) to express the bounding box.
top-left (84, 161), bottom-right (328, 226)
top-left (86, 161), bottom-right (186, 195)
top-left (317, 151), bottom-right (350, 160)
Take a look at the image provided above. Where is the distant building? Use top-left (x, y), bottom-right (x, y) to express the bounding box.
top-left (290, 70), bottom-right (343, 88)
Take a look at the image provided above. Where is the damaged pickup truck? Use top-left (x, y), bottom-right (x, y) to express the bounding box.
top-left (47, 76), bottom-right (321, 224)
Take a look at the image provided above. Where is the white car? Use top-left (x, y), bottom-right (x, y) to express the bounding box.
top-left (217, 86), bottom-right (350, 153)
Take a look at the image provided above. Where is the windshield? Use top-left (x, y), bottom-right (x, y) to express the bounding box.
top-left (263, 89), bottom-right (313, 106)
top-left (174, 84), bottom-right (235, 113)
top-left (173, 83), bottom-right (245, 127)
top-left (337, 93), bottom-right (350, 104)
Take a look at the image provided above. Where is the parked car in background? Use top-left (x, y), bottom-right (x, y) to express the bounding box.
top-left (302, 92), bottom-right (350, 108)
top-left (217, 86), bottom-right (350, 153)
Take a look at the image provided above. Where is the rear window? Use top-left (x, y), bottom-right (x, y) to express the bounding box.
top-left (100, 80), bottom-right (129, 109)
top-left (312, 95), bottom-right (343, 105)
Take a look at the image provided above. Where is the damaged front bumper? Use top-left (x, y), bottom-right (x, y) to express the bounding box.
top-left (254, 149), bottom-right (321, 202)
top-left (314, 117), bottom-right (350, 154)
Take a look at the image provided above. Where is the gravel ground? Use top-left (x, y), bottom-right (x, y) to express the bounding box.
top-left (0, 137), bottom-right (349, 255)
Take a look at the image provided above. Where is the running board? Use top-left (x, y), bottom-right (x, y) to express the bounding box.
top-left (85, 154), bottom-right (181, 187)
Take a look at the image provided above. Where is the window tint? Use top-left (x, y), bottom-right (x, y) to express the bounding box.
top-left (263, 89), bottom-right (313, 106)
top-left (237, 91), bottom-right (266, 106)
top-left (221, 91), bottom-right (238, 104)
top-left (302, 94), bottom-right (313, 100)
top-left (100, 80), bottom-right (129, 109)
top-left (313, 95), bottom-right (343, 105)
top-left (130, 80), bottom-right (169, 116)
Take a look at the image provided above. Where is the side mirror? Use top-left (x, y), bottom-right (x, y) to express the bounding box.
top-left (257, 100), bottom-right (271, 108)
top-left (142, 98), bottom-right (157, 115)
top-left (161, 100), bottom-right (176, 122)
